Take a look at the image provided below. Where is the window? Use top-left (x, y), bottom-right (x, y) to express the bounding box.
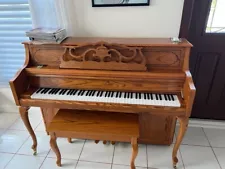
top-left (206, 0), bottom-right (225, 33)
top-left (0, 0), bottom-right (32, 86)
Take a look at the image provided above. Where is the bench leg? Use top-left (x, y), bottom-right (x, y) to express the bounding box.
top-left (172, 116), bottom-right (189, 169)
top-left (50, 133), bottom-right (61, 167)
top-left (130, 137), bottom-right (138, 169)
top-left (67, 138), bottom-right (72, 143)
top-left (19, 106), bottom-right (37, 156)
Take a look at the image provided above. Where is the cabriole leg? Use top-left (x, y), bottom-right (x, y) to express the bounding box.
top-left (50, 133), bottom-right (61, 167)
top-left (67, 138), bottom-right (72, 143)
top-left (130, 137), bottom-right (138, 169)
top-left (172, 116), bottom-right (189, 169)
top-left (19, 106), bottom-right (37, 155)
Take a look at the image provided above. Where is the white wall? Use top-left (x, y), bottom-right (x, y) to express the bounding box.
top-left (72, 0), bottom-right (184, 37)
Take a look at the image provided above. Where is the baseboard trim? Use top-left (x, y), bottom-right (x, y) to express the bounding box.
top-left (177, 118), bottom-right (225, 129)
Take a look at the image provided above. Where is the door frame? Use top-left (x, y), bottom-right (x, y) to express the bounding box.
top-left (179, 0), bottom-right (195, 38)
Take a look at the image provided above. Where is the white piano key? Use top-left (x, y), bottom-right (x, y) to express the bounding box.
top-left (31, 88), bottom-right (181, 107)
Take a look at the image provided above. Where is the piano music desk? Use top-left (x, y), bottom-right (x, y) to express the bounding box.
top-left (48, 109), bottom-right (139, 169)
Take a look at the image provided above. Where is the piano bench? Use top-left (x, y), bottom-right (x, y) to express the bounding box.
top-left (48, 109), bottom-right (139, 169)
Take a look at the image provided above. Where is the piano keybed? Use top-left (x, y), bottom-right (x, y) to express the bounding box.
top-left (31, 88), bottom-right (181, 107)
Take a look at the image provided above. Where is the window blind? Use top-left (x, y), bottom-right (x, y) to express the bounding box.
top-left (0, 0), bottom-right (32, 86)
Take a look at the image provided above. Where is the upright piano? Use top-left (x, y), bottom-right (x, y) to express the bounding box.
top-left (10, 37), bottom-right (195, 168)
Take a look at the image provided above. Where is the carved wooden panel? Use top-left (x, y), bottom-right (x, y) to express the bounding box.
top-left (60, 41), bottom-right (147, 71)
top-left (143, 48), bottom-right (183, 69)
top-left (29, 45), bottom-right (64, 66)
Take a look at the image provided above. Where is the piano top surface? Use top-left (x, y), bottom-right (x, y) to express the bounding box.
top-left (22, 37), bottom-right (193, 47)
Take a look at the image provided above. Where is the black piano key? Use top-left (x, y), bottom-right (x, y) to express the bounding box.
top-left (53, 89), bottom-right (59, 94)
top-left (77, 90), bottom-right (82, 96)
top-left (167, 94), bottom-right (171, 101)
top-left (96, 91), bottom-right (100, 97)
top-left (80, 90), bottom-right (84, 96)
top-left (155, 94), bottom-right (159, 100)
top-left (147, 93), bottom-right (150, 100)
top-left (144, 93), bottom-right (146, 99)
top-left (150, 93), bottom-right (153, 100)
top-left (89, 90), bottom-right (93, 96)
top-left (55, 89), bottom-right (62, 94)
top-left (66, 89), bottom-right (71, 95)
top-left (67, 90), bottom-right (72, 95)
top-left (110, 92), bottom-right (114, 97)
top-left (50, 88), bottom-right (57, 94)
top-left (63, 89), bottom-right (68, 95)
top-left (36, 88), bottom-right (44, 94)
top-left (68, 90), bottom-right (74, 95)
top-left (128, 92), bottom-right (130, 99)
top-left (135, 93), bottom-right (138, 99)
top-left (124, 92), bottom-right (127, 98)
top-left (82, 90), bottom-right (86, 95)
top-left (72, 90), bottom-right (77, 95)
top-left (44, 88), bottom-right (51, 94)
top-left (40, 88), bottom-right (47, 94)
top-left (171, 94), bottom-right (175, 101)
top-left (164, 94), bottom-right (168, 101)
top-left (65, 90), bottom-right (71, 95)
top-left (91, 91), bottom-right (95, 96)
top-left (130, 93), bottom-right (133, 99)
top-left (159, 94), bottom-right (162, 100)
top-left (105, 91), bottom-right (108, 97)
top-left (100, 91), bottom-right (103, 97)
top-left (138, 93), bottom-right (141, 99)
top-left (55, 89), bottom-right (61, 94)
top-left (116, 92), bottom-right (119, 98)
top-left (47, 88), bottom-right (53, 94)
top-left (59, 89), bottom-right (64, 95)
top-left (85, 90), bottom-right (89, 96)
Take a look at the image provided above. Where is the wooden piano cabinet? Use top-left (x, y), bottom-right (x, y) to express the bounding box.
top-left (139, 113), bottom-right (176, 145)
top-left (9, 38), bottom-right (195, 169)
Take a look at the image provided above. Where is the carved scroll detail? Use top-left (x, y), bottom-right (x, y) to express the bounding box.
top-left (60, 41), bottom-right (147, 71)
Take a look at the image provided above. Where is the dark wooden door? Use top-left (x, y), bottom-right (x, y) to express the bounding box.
top-left (187, 0), bottom-right (225, 119)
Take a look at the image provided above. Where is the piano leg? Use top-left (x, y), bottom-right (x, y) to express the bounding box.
top-left (50, 132), bottom-right (61, 167)
top-left (130, 137), bottom-right (138, 169)
top-left (19, 106), bottom-right (37, 155)
top-left (172, 116), bottom-right (189, 169)
top-left (67, 138), bottom-right (72, 143)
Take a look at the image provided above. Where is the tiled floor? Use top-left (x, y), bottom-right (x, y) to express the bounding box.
top-left (0, 108), bottom-right (225, 169)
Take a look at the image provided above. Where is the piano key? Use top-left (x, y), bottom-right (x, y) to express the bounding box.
top-left (31, 88), bottom-right (181, 107)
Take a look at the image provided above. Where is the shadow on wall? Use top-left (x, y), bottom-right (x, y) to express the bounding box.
top-left (0, 87), bottom-right (17, 113)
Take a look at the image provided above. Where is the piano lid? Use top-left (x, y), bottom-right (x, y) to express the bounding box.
top-left (22, 37), bottom-right (193, 47)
